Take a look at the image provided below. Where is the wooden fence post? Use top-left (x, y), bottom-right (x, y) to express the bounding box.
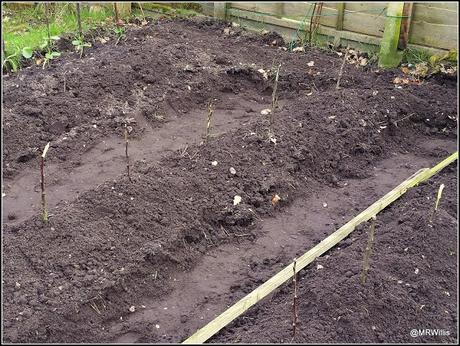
top-left (398, 2), bottom-right (414, 50)
top-left (334, 3), bottom-right (345, 47)
top-left (214, 2), bottom-right (228, 20)
top-left (115, 2), bottom-right (131, 19)
top-left (378, 2), bottom-right (405, 68)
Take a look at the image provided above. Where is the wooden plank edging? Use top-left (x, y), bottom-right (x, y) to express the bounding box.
top-left (183, 152), bottom-right (458, 344)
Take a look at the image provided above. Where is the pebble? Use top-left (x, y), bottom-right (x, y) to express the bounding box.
top-left (229, 167), bottom-right (236, 175)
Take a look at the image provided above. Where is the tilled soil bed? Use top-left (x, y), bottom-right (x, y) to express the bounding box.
top-left (2, 17), bottom-right (457, 343)
top-left (212, 167), bottom-right (458, 344)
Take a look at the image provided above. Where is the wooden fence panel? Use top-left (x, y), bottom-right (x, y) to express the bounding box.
top-left (214, 2), bottom-right (458, 52)
top-left (412, 3), bottom-right (458, 25)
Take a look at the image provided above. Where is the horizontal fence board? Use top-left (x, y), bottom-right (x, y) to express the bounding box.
top-left (281, 2), bottom-right (314, 20)
top-left (345, 2), bottom-right (388, 13)
top-left (227, 7), bottom-right (382, 45)
top-left (230, 2), bottom-right (282, 16)
top-left (343, 10), bottom-right (386, 37)
top-left (409, 21), bottom-right (458, 50)
top-left (223, 3), bottom-right (456, 53)
top-left (418, 2), bottom-right (458, 11)
top-left (413, 4), bottom-right (458, 26)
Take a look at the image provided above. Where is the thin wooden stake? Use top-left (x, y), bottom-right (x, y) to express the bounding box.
top-left (270, 64), bottom-right (281, 129)
top-left (360, 216), bottom-right (376, 285)
top-left (429, 183), bottom-right (445, 223)
top-left (45, 3), bottom-right (51, 54)
top-left (114, 2), bottom-right (119, 23)
top-left (292, 258), bottom-right (299, 337)
top-left (182, 152), bottom-right (457, 344)
top-left (204, 100), bottom-right (214, 142)
top-left (138, 2), bottom-right (146, 21)
top-left (76, 3), bottom-right (82, 39)
top-left (336, 46), bottom-right (349, 89)
top-left (41, 142), bottom-right (50, 222)
top-left (308, 2), bottom-right (317, 45)
top-left (124, 127), bottom-right (132, 182)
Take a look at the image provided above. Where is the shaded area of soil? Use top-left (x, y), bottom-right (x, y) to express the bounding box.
top-left (2, 17), bottom-right (458, 343)
top-left (213, 166), bottom-right (458, 343)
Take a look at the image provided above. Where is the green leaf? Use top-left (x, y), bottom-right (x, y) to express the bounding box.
top-left (51, 51), bottom-right (61, 57)
top-left (45, 52), bottom-right (53, 59)
top-left (10, 59), bottom-right (18, 72)
top-left (72, 40), bottom-right (81, 46)
top-left (39, 41), bottom-right (48, 50)
top-left (50, 36), bottom-right (60, 41)
top-left (22, 47), bottom-right (33, 59)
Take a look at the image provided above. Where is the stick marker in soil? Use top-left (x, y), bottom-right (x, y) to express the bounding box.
top-left (361, 216), bottom-right (376, 285)
top-left (124, 126), bottom-right (132, 182)
top-left (336, 47), bottom-right (349, 90)
top-left (429, 183), bottom-right (445, 223)
top-left (292, 258), bottom-right (299, 337)
top-left (270, 64), bottom-right (281, 130)
top-left (182, 152), bottom-right (457, 344)
top-left (204, 100), bottom-right (214, 143)
top-left (40, 142), bottom-right (50, 222)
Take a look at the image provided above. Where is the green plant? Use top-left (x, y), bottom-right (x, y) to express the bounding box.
top-left (114, 26), bottom-right (126, 45)
top-left (402, 47), bottom-right (432, 65)
top-left (43, 51), bottom-right (61, 69)
top-left (39, 35), bottom-right (60, 51)
top-left (72, 36), bottom-right (91, 58)
top-left (2, 47), bottom-right (19, 72)
top-left (21, 46), bottom-right (33, 59)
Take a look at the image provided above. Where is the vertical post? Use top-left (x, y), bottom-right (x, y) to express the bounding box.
top-left (76, 3), bottom-right (82, 39)
top-left (334, 3), bottom-right (345, 47)
top-left (116, 2), bottom-right (131, 18)
top-left (214, 2), bottom-right (227, 20)
top-left (378, 2), bottom-right (405, 68)
top-left (398, 2), bottom-right (413, 50)
top-left (336, 3), bottom-right (345, 31)
top-left (114, 2), bottom-right (119, 23)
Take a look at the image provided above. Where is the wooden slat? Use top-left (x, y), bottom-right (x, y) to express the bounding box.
top-left (230, 2), bottom-right (258, 12)
top-left (412, 4), bottom-right (458, 26)
top-left (416, 2), bottom-right (458, 11)
top-left (230, 2), bottom-right (283, 16)
top-left (281, 2), bottom-right (313, 21)
top-left (345, 2), bottom-right (388, 13)
top-left (409, 21), bottom-right (458, 50)
top-left (227, 7), bottom-right (382, 45)
top-left (183, 152), bottom-right (458, 344)
top-left (343, 10), bottom-right (386, 37)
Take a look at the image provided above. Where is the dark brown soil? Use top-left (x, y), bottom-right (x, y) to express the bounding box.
top-left (2, 17), bottom-right (457, 343)
top-left (212, 167), bottom-right (458, 344)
